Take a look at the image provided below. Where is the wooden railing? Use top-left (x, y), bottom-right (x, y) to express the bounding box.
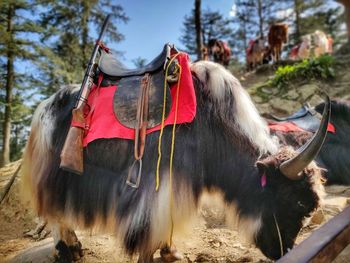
top-left (277, 205), bottom-right (350, 263)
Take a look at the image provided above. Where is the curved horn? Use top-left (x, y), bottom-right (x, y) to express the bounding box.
top-left (279, 95), bottom-right (331, 180)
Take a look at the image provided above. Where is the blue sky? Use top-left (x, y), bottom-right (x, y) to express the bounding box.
top-left (112, 0), bottom-right (234, 67)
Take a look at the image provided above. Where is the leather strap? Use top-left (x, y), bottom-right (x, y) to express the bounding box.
top-left (134, 73), bottom-right (150, 160)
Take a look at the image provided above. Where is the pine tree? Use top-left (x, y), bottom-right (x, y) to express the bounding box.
top-left (180, 8), bottom-right (233, 55)
top-left (230, 0), bottom-right (278, 60)
top-left (36, 0), bottom-right (128, 97)
top-left (279, 0), bottom-right (344, 47)
top-left (294, 0), bottom-right (327, 44)
top-left (180, 13), bottom-right (197, 55)
top-left (251, 0), bottom-right (275, 37)
top-left (132, 57), bottom-right (147, 68)
top-left (194, 0), bottom-right (203, 60)
top-left (0, 0), bottom-right (44, 166)
top-left (230, 0), bottom-right (255, 58)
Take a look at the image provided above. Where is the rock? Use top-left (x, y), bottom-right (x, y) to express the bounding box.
top-left (185, 253), bottom-right (197, 262)
top-left (195, 253), bottom-right (214, 262)
top-left (269, 98), bottom-right (301, 115)
top-left (256, 103), bottom-right (271, 115)
top-left (252, 95), bottom-right (264, 104)
top-left (261, 87), bottom-right (274, 95)
top-left (209, 238), bottom-right (223, 248)
top-left (283, 89), bottom-right (299, 100)
top-left (298, 84), bottom-right (319, 101)
top-left (308, 94), bottom-right (323, 107)
top-left (232, 243), bottom-right (248, 250)
top-left (340, 71), bottom-right (350, 82)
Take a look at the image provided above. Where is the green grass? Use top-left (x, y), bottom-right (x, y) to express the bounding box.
top-left (269, 55), bottom-right (335, 89)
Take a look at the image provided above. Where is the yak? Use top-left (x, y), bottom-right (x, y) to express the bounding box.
top-left (21, 61), bottom-right (329, 262)
top-left (269, 99), bottom-right (350, 185)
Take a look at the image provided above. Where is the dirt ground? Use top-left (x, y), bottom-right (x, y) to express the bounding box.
top-left (1, 161), bottom-right (350, 263)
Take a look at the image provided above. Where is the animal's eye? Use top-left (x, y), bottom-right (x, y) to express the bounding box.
top-left (297, 201), bottom-right (306, 208)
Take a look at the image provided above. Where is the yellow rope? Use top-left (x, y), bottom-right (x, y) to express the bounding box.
top-left (154, 52), bottom-right (183, 247)
top-left (155, 53), bottom-right (181, 191)
top-left (168, 59), bottom-right (182, 245)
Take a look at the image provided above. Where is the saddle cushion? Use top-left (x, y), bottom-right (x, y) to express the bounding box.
top-left (78, 52), bottom-right (196, 146)
top-left (113, 68), bottom-right (171, 129)
top-left (268, 120), bottom-right (335, 133)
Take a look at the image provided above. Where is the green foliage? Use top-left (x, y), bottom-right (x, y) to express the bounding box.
top-left (230, 0), bottom-right (275, 49)
top-left (270, 55), bottom-right (335, 88)
top-left (9, 93), bottom-right (32, 161)
top-left (36, 0), bottom-right (129, 97)
top-left (0, 0), bottom-right (46, 164)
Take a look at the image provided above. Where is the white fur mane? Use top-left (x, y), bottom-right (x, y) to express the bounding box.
top-left (191, 61), bottom-right (278, 154)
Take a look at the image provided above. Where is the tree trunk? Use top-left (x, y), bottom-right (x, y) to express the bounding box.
top-left (1, 4), bottom-right (14, 167)
top-left (195, 0), bottom-right (203, 60)
top-left (347, 7), bottom-right (350, 42)
top-left (81, 0), bottom-right (91, 70)
top-left (294, 0), bottom-right (301, 42)
top-left (344, 0), bottom-right (350, 42)
top-left (335, 0), bottom-right (350, 42)
top-left (243, 19), bottom-right (248, 50)
top-left (258, 0), bottom-right (264, 37)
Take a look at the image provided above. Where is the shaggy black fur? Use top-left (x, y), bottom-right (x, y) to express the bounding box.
top-left (315, 100), bottom-right (350, 185)
top-left (29, 71), bottom-right (322, 260)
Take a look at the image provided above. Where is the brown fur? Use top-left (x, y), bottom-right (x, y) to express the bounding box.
top-left (208, 39), bottom-right (232, 66)
top-left (246, 37), bottom-right (266, 70)
top-left (201, 46), bottom-right (209, 61)
top-left (268, 24), bottom-right (288, 62)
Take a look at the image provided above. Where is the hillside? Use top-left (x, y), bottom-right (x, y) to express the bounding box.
top-left (237, 54), bottom-right (350, 116)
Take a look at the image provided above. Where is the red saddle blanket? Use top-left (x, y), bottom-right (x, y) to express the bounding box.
top-left (268, 121), bottom-right (335, 133)
top-left (78, 53), bottom-right (196, 146)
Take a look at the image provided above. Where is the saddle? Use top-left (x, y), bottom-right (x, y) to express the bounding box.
top-left (99, 44), bottom-right (171, 77)
top-left (97, 44), bottom-right (180, 188)
top-left (270, 103), bottom-right (321, 132)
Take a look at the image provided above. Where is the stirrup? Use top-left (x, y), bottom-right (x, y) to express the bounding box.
top-left (126, 159), bottom-right (142, 188)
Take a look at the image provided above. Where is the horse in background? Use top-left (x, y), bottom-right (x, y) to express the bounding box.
top-left (268, 24), bottom-right (288, 62)
top-left (207, 39), bottom-right (231, 66)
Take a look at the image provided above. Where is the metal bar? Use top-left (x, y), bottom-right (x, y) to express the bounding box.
top-left (277, 205), bottom-right (350, 263)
